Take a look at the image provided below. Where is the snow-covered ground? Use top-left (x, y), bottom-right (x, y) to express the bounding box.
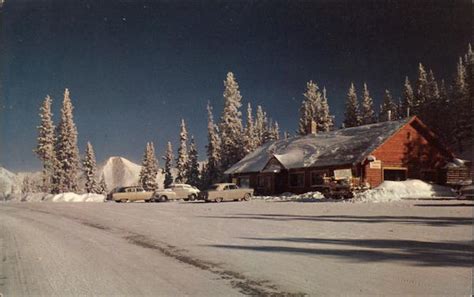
top-left (4, 192), bottom-right (105, 202)
top-left (1, 199), bottom-right (471, 296)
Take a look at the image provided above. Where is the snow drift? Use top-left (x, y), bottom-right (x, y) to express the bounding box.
top-left (352, 179), bottom-right (455, 203)
top-left (3, 192), bottom-right (106, 202)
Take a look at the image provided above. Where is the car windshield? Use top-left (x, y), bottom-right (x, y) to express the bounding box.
top-left (209, 185), bottom-right (220, 190)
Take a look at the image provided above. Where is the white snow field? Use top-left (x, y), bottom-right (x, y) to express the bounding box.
top-left (1, 198), bottom-right (471, 296)
top-left (353, 179), bottom-right (456, 202)
top-left (4, 192), bottom-right (105, 202)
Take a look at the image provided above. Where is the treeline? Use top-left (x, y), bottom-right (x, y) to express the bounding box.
top-left (35, 44), bottom-right (472, 193)
top-left (337, 44), bottom-right (473, 153)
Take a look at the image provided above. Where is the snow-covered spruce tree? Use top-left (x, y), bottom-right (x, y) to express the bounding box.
top-left (34, 95), bottom-right (56, 193)
top-left (139, 142), bottom-right (159, 191)
top-left (360, 83), bottom-right (376, 125)
top-left (255, 105), bottom-right (267, 145)
top-left (283, 131), bottom-right (290, 140)
top-left (82, 141), bottom-right (99, 193)
top-left (414, 63), bottom-right (429, 119)
top-left (219, 72), bottom-right (244, 170)
top-left (452, 57), bottom-right (471, 152)
top-left (272, 121), bottom-right (280, 140)
top-left (55, 88), bottom-right (80, 193)
top-left (175, 119), bottom-right (189, 183)
top-left (343, 83), bottom-right (361, 127)
top-left (299, 80), bottom-right (323, 134)
top-left (243, 103), bottom-right (257, 154)
top-left (98, 174), bottom-right (108, 195)
top-left (319, 87), bottom-right (334, 132)
top-left (205, 103), bottom-right (222, 186)
top-left (162, 141), bottom-right (174, 188)
top-left (186, 136), bottom-right (200, 187)
top-left (401, 76), bottom-right (415, 118)
top-left (379, 90), bottom-right (399, 122)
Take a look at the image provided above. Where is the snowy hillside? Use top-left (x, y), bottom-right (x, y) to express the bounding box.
top-left (98, 156), bottom-right (177, 191)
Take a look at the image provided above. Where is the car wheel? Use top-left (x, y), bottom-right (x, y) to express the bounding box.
top-left (144, 199), bottom-right (151, 203)
top-left (215, 197), bottom-right (223, 203)
top-left (159, 196), bottom-right (168, 202)
top-left (115, 200), bottom-right (121, 203)
top-left (243, 194), bottom-right (251, 201)
top-left (189, 194), bottom-right (197, 201)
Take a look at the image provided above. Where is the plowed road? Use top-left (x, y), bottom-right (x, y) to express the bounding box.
top-left (1, 199), bottom-right (472, 296)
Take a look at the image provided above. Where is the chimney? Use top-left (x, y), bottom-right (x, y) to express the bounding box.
top-left (306, 119), bottom-right (317, 135)
top-left (388, 110), bottom-right (392, 121)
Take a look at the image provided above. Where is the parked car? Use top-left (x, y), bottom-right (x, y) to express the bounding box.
top-left (200, 183), bottom-right (254, 202)
top-left (166, 184), bottom-right (200, 201)
top-left (152, 188), bottom-right (178, 202)
top-left (113, 186), bottom-right (154, 203)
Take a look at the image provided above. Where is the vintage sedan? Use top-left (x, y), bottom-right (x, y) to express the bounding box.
top-left (201, 183), bottom-right (254, 202)
top-left (166, 184), bottom-right (200, 201)
top-left (112, 186), bottom-right (154, 203)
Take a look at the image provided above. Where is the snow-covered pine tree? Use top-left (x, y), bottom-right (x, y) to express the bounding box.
top-left (139, 142), bottom-right (159, 191)
top-left (98, 174), bottom-right (108, 195)
top-left (379, 89), bottom-right (398, 121)
top-left (186, 136), bottom-right (200, 187)
top-left (55, 88), bottom-right (80, 193)
top-left (319, 87), bottom-right (334, 132)
top-left (401, 76), bottom-right (415, 118)
top-left (452, 57), bottom-right (471, 152)
top-left (414, 63), bottom-right (429, 118)
top-left (424, 69), bottom-right (442, 131)
top-left (162, 141), bottom-right (174, 188)
top-left (35, 95), bottom-right (56, 193)
top-left (82, 141), bottom-right (99, 193)
top-left (255, 105), bottom-right (267, 145)
top-left (175, 119), bottom-right (189, 183)
top-left (243, 103), bottom-right (257, 154)
top-left (343, 83), bottom-right (361, 127)
top-left (283, 131), bottom-right (290, 140)
top-left (360, 83), bottom-right (376, 125)
top-left (219, 72), bottom-right (244, 170)
top-left (272, 121), bottom-right (280, 140)
top-left (205, 103), bottom-right (222, 186)
top-left (298, 100), bottom-right (310, 135)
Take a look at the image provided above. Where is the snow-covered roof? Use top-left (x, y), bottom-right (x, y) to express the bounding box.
top-left (225, 118), bottom-right (412, 174)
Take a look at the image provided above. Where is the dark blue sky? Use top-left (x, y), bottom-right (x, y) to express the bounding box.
top-left (0, 0), bottom-right (471, 172)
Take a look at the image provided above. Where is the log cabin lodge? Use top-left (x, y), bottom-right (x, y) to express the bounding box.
top-left (225, 116), bottom-right (471, 196)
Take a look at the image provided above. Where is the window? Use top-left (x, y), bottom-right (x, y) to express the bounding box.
top-left (289, 172), bottom-right (305, 187)
top-left (239, 177), bottom-right (250, 188)
top-left (383, 169), bottom-right (407, 181)
top-left (224, 185), bottom-right (230, 190)
top-left (311, 172), bottom-right (326, 186)
top-left (229, 185), bottom-right (238, 190)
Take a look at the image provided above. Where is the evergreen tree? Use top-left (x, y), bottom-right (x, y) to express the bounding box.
top-left (272, 121), bottom-right (280, 140)
top-left (175, 119), bottom-right (189, 183)
top-left (162, 141), bottom-right (174, 188)
top-left (298, 100), bottom-right (311, 135)
top-left (360, 83), bottom-right (376, 125)
top-left (186, 136), bottom-right (200, 187)
top-left (319, 87), bottom-right (334, 131)
top-left (343, 83), bottom-right (360, 127)
top-left (139, 142), bottom-right (159, 191)
top-left (219, 72), bottom-right (244, 170)
top-left (98, 174), bottom-right (108, 195)
top-left (401, 76), bottom-right (415, 118)
top-left (243, 103), bottom-right (257, 154)
top-left (379, 89), bottom-right (398, 121)
top-left (35, 95), bottom-right (56, 193)
top-left (283, 131), bottom-right (290, 140)
top-left (414, 63), bottom-right (429, 118)
top-left (82, 141), bottom-right (99, 193)
top-left (452, 57), bottom-right (471, 151)
top-left (255, 105), bottom-right (267, 145)
top-left (55, 88), bottom-right (80, 193)
top-left (205, 103), bottom-right (222, 186)
top-left (298, 80), bottom-right (325, 134)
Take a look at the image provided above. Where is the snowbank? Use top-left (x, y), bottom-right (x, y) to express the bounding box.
top-left (352, 179), bottom-right (455, 203)
top-left (3, 192), bottom-right (105, 202)
top-left (254, 191), bottom-right (326, 202)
